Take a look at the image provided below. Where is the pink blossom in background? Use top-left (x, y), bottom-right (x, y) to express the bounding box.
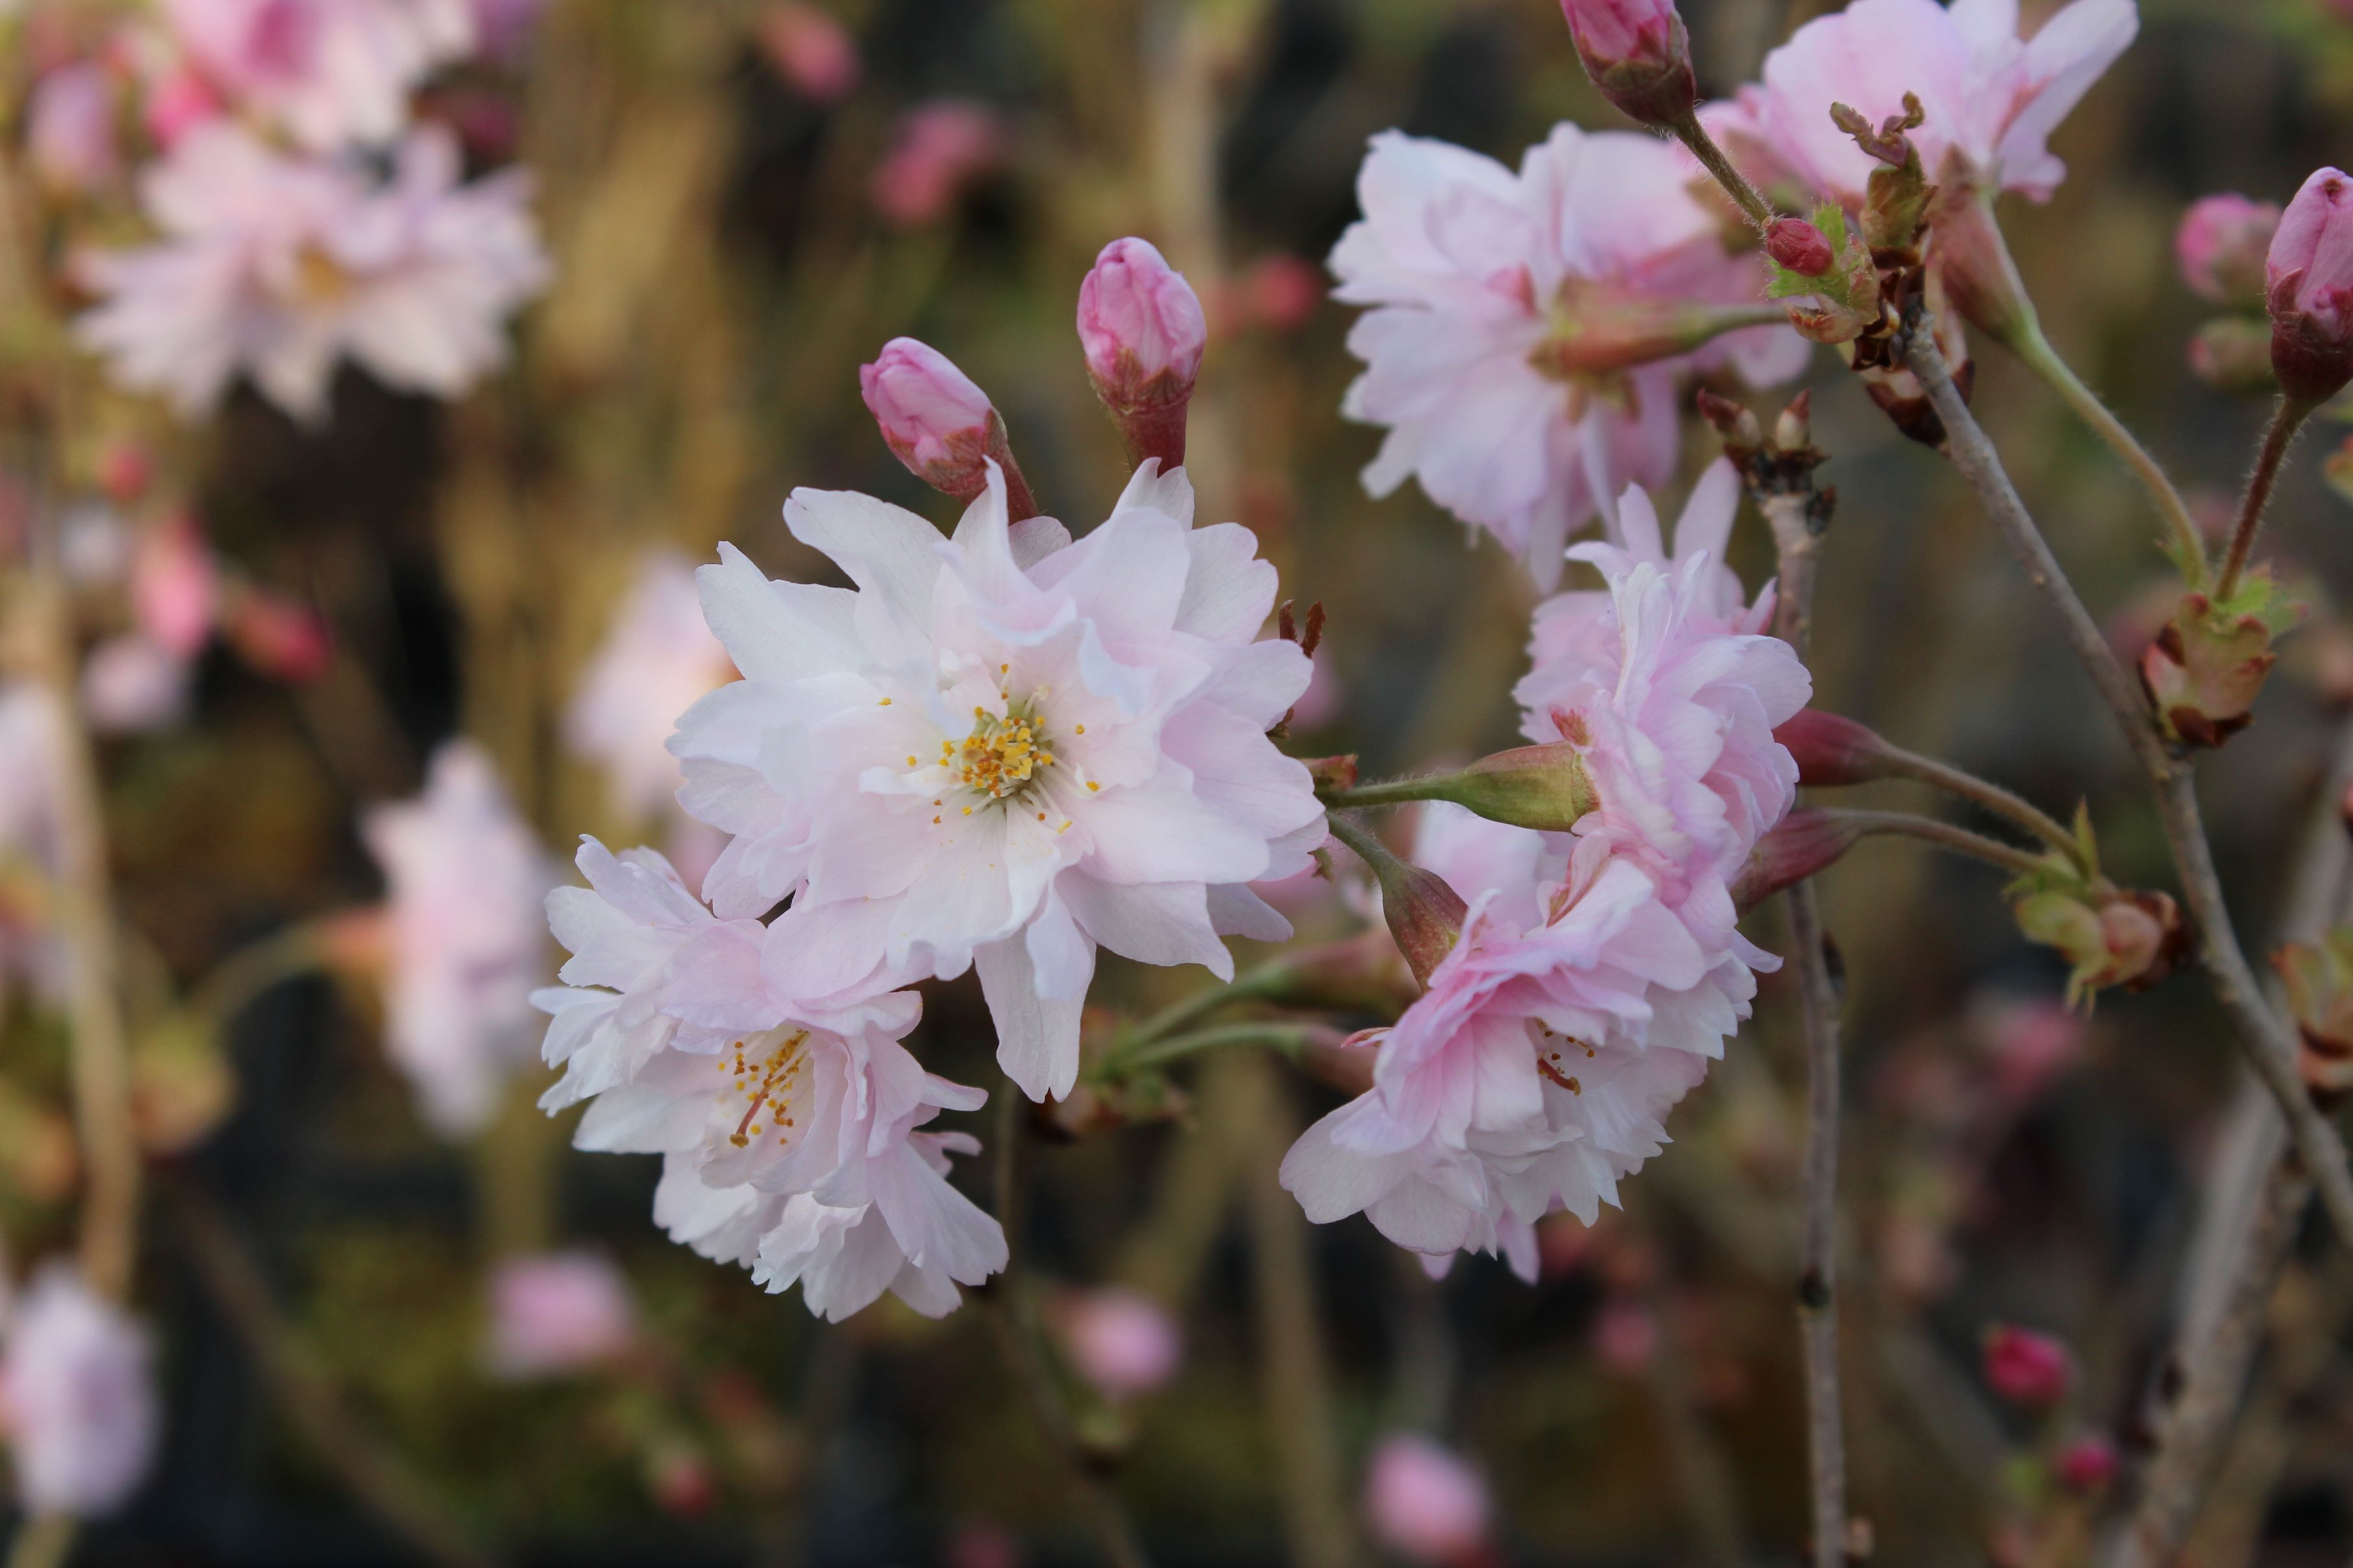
top-left (668, 462), bottom-right (1323, 1103)
top-left (2175, 193), bottom-right (2279, 307)
top-left (140, 64), bottom-right (224, 149)
top-left (564, 553), bottom-right (733, 823)
top-left (1329, 126), bottom-right (1806, 589)
top-left (76, 123), bottom-right (549, 423)
top-left (363, 740), bottom-right (554, 1137)
top-left (160, 0), bottom-right (477, 150)
top-left (1712, 0), bottom-right (2138, 205)
top-left (484, 1250), bottom-right (637, 1379)
top-left (1363, 1435), bottom-right (1491, 1565)
top-left (1237, 252), bottom-right (1323, 334)
top-left (758, 3), bottom-right (860, 105)
top-left (1057, 1287), bottom-right (1182, 1400)
top-left (80, 635), bottom-right (194, 734)
top-left (469, 0), bottom-right (546, 62)
top-left (222, 589), bottom-right (333, 683)
top-left (2057, 1433), bottom-right (2119, 1493)
top-left (0, 1265), bottom-right (158, 1517)
top-left (27, 62), bottom-right (123, 195)
top-left (870, 99), bottom-right (1003, 228)
top-left (945, 1521), bottom-right (1024, 1568)
top-left (534, 839), bottom-right (1008, 1321)
top-left (132, 512), bottom-right (219, 657)
top-left (1981, 1322), bottom-right (2074, 1408)
top-left (1980, 995), bottom-right (2085, 1106)
top-left (1590, 1293), bottom-right (1660, 1372)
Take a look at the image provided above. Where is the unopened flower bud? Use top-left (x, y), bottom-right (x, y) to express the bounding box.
top-left (2267, 167), bottom-right (2353, 406)
top-left (1423, 743), bottom-right (1596, 834)
top-left (1560, 0), bottom-right (1696, 134)
top-left (2056, 1434), bottom-right (2120, 1495)
top-left (1076, 238), bottom-right (1207, 472)
top-left (1731, 808), bottom-right (1865, 911)
top-left (2273, 929), bottom-right (2353, 1099)
top-left (2138, 578), bottom-right (2302, 749)
top-left (1332, 822), bottom-right (1467, 990)
top-left (1764, 205), bottom-right (1880, 347)
top-left (2188, 316), bottom-right (2277, 394)
top-left (2177, 194), bottom-right (2280, 309)
top-left (858, 338), bottom-right (1039, 517)
top-left (1773, 390), bottom-right (1812, 454)
top-left (1773, 710), bottom-right (1895, 787)
top-left (2012, 884), bottom-right (2186, 1005)
top-left (224, 590), bottom-right (333, 684)
top-left (1764, 217), bottom-right (1834, 277)
top-left (1981, 1323), bottom-right (2073, 1409)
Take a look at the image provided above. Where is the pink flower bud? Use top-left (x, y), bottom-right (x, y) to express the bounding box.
top-left (1773, 708), bottom-right (1896, 787)
top-left (2188, 316), bottom-right (2276, 394)
top-left (858, 338), bottom-right (1037, 515)
top-left (484, 1250), bottom-right (637, 1381)
top-left (869, 99), bottom-right (1002, 229)
top-left (131, 513), bottom-right (218, 659)
top-left (1077, 237), bottom-right (1207, 472)
top-left (1590, 1294), bottom-right (1660, 1373)
top-left (1334, 822), bottom-right (1468, 989)
top-left (1056, 1287), bottom-right (1182, 1401)
top-left (1981, 1323), bottom-right (2073, 1409)
top-left (1364, 1435), bottom-right (1491, 1565)
top-left (1560, 0), bottom-right (1696, 132)
top-left (1240, 252), bottom-right (1323, 334)
top-left (758, 4), bottom-right (860, 105)
top-left (2177, 194), bottom-right (2279, 309)
top-left (2267, 167), bottom-right (2353, 405)
top-left (2056, 1433), bottom-right (2119, 1495)
top-left (28, 63), bottom-right (121, 196)
top-left (95, 441), bottom-right (150, 504)
top-left (141, 65), bottom-right (222, 150)
top-left (1731, 808), bottom-right (1865, 911)
top-left (1764, 216), bottom-right (1835, 277)
top-left (224, 591), bottom-right (333, 684)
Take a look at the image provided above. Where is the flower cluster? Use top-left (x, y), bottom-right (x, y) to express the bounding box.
top-left (41, 0), bottom-right (550, 421)
top-left (1283, 469), bottom-right (1808, 1275)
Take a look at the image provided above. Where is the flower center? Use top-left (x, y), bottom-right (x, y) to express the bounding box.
top-left (1535, 1024), bottom-right (1596, 1095)
top-left (721, 1029), bottom-right (809, 1147)
top-left (292, 244), bottom-right (353, 307)
top-left (942, 703), bottom-right (1057, 801)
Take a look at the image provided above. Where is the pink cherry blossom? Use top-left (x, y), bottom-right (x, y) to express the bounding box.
top-left (1330, 126), bottom-right (1805, 589)
top-left (534, 839), bottom-right (1008, 1320)
top-left (2176, 193), bottom-right (2278, 308)
top-left (1281, 806), bottom-right (1723, 1276)
top-left (1713, 0), bottom-right (2137, 205)
top-left (1363, 1434), bottom-right (1491, 1565)
top-left (669, 462), bottom-right (1324, 1103)
top-left (1058, 1287), bottom-right (1182, 1400)
top-left (869, 99), bottom-right (1002, 229)
top-left (76, 123), bottom-right (549, 423)
top-left (27, 62), bottom-right (123, 195)
top-left (565, 554), bottom-right (735, 823)
top-left (132, 511), bottom-right (219, 657)
top-left (1982, 1322), bottom-right (2074, 1407)
top-left (363, 740), bottom-right (555, 1136)
top-left (0, 1265), bottom-right (158, 1517)
top-left (80, 634), bottom-right (193, 734)
top-left (160, 0), bottom-right (476, 150)
top-left (758, 3), bottom-right (860, 105)
top-left (484, 1250), bottom-right (638, 1379)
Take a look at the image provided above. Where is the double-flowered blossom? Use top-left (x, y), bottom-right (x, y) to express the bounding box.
top-left (1283, 474), bottom-right (1807, 1274)
top-left (1714, 0), bottom-right (2138, 208)
top-left (0, 1265), bottom-right (158, 1517)
top-left (669, 462), bottom-right (1323, 1101)
top-left (533, 839), bottom-right (1006, 1320)
top-left (364, 740), bottom-right (556, 1137)
top-left (160, 0), bottom-right (476, 151)
top-left (1330, 126), bottom-right (1805, 588)
top-left (76, 123), bottom-right (548, 422)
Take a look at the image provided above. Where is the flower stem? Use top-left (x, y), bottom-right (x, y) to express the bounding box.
top-left (1113, 961), bottom-right (1302, 1056)
top-left (2012, 326), bottom-right (2210, 587)
top-left (1102, 1022), bottom-right (1323, 1080)
top-left (2215, 395), bottom-right (2313, 601)
top-left (1904, 312), bottom-right (2353, 1250)
top-left (1667, 110), bottom-right (1773, 228)
top-left (1832, 810), bottom-right (2051, 879)
top-left (1860, 747), bottom-right (2084, 869)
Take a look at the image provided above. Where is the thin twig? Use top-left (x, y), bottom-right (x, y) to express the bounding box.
top-left (984, 1090), bottom-right (1153, 1568)
top-left (172, 1186), bottom-right (504, 1568)
top-left (2015, 329), bottom-right (2210, 586)
top-left (2216, 395), bottom-right (2311, 600)
top-left (1869, 745), bottom-right (2084, 867)
top-left (2096, 1152), bottom-right (2310, 1568)
top-left (1835, 809), bottom-right (2051, 879)
top-left (1758, 481), bottom-right (1849, 1568)
top-left (1903, 315), bottom-right (2353, 1249)
top-left (1098, 1022), bottom-right (1323, 1081)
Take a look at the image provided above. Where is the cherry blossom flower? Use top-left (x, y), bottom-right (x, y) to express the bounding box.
top-left (1330, 124), bottom-right (1806, 588)
top-left (76, 122), bottom-right (548, 423)
top-left (364, 740), bottom-right (555, 1137)
top-left (1714, 0), bottom-right (2138, 206)
top-left (534, 839), bottom-right (1008, 1320)
top-left (565, 554), bottom-right (735, 825)
top-left (1363, 1434), bottom-right (1491, 1565)
top-left (670, 461), bottom-right (1324, 1101)
top-left (1056, 1287), bottom-right (1183, 1400)
top-left (483, 1250), bottom-right (638, 1379)
top-left (0, 1265), bottom-right (158, 1517)
top-left (160, 0), bottom-right (476, 150)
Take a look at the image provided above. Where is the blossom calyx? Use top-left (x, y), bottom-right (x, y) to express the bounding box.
top-left (2178, 194), bottom-right (2280, 310)
top-left (1077, 238), bottom-right (1208, 471)
top-left (1731, 808), bottom-right (1865, 911)
top-left (858, 338), bottom-right (1040, 516)
top-left (2273, 929), bottom-right (2353, 1099)
top-left (1763, 205), bottom-right (1880, 345)
top-left (1773, 709), bottom-right (1900, 787)
top-left (2267, 168), bottom-right (2353, 407)
top-left (1434, 743), bottom-right (1598, 834)
top-left (2137, 576), bottom-right (2303, 749)
top-left (1561, 0), bottom-right (1697, 134)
